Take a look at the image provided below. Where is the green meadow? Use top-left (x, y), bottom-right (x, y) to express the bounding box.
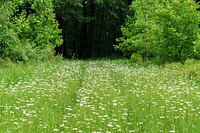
top-left (0, 60), bottom-right (200, 133)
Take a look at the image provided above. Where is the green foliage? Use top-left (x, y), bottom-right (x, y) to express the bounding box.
top-left (0, 1), bottom-right (22, 58)
top-left (0, 0), bottom-right (62, 62)
top-left (130, 53), bottom-right (143, 63)
top-left (193, 34), bottom-right (200, 58)
top-left (53, 0), bottom-right (83, 21)
top-left (115, 0), bottom-right (200, 63)
top-left (165, 58), bottom-right (200, 85)
top-left (182, 59), bottom-right (200, 81)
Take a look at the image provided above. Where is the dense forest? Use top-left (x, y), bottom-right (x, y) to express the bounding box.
top-left (1, 0), bottom-right (200, 63)
top-left (54, 0), bottom-right (198, 60)
top-left (53, 0), bottom-right (132, 58)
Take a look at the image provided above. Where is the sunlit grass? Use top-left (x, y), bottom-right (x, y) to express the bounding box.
top-left (0, 59), bottom-right (200, 132)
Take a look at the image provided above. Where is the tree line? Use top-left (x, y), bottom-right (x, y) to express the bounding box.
top-left (1, 0), bottom-right (200, 63)
top-left (0, 0), bottom-right (132, 61)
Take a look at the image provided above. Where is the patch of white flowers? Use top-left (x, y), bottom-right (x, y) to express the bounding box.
top-left (0, 60), bottom-right (200, 132)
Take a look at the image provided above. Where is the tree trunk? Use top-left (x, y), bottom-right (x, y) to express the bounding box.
top-left (89, 0), bottom-right (95, 57)
top-left (80, 0), bottom-right (88, 58)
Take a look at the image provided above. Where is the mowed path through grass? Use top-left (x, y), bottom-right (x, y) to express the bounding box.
top-left (0, 60), bottom-right (200, 132)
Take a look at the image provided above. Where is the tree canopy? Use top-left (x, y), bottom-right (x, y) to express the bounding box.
top-left (0, 0), bottom-right (62, 61)
top-left (115, 0), bottom-right (200, 63)
top-left (1, 0), bottom-right (200, 63)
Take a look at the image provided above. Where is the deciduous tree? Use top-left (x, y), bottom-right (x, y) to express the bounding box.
top-left (115, 0), bottom-right (200, 63)
top-left (0, 0), bottom-right (62, 61)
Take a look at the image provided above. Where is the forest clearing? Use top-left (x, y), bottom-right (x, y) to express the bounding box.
top-left (0, 59), bottom-right (200, 132)
top-left (1, 0), bottom-right (200, 132)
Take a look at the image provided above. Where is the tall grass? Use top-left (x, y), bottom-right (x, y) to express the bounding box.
top-left (0, 59), bottom-right (200, 132)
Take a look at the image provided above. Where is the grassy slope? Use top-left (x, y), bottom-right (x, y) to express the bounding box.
top-left (0, 60), bottom-right (200, 133)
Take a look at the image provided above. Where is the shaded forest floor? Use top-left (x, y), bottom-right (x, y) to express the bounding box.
top-left (0, 59), bottom-right (200, 132)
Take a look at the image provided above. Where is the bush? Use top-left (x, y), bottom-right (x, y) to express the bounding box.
top-left (115, 0), bottom-right (200, 63)
top-left (182, 59), bottom-right (200, 81)
top-left (0, 0), bottom-right (63, 62)
top-left (130, 53), bottom-right (143, 64)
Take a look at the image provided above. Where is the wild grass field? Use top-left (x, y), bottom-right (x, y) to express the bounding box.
top-left (0, 59), bottom-right (200, 133)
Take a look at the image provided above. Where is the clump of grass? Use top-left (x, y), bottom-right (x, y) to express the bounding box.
top-left (0, 59), bottom-right (200, 132)
top-left (182, 59), bottom-right (200, 80)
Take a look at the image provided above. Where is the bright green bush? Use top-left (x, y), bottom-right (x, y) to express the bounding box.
top-left (130, 53), bottom-right (143, 64)
top-left (181, 59), bottom-right (200, 82)
top-left (115, 0), bottom-right (200, 63)
top-left (0, 1), bottom-right (22, 58)
top-left (0, 0), bottom-right (62, 61)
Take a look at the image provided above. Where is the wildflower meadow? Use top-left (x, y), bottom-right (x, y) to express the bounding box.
top-left (0, 60), bottom-right (200, 132)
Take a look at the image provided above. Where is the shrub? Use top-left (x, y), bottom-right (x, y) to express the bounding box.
top-left (115, 0), bottom-right (200, 63)
top-left (130, 53), bottom-right (143, 64)
top-left (0, 0), bottom-right (63, 62)
top-left (182, 59), bottom-right (200, 81)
